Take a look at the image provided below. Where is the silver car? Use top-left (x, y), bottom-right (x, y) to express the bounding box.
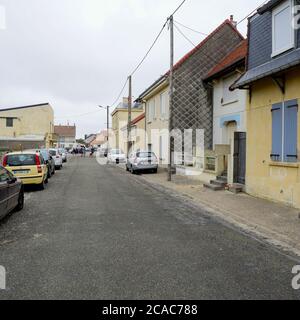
top-left (126, 151), bottom-right (158, 174)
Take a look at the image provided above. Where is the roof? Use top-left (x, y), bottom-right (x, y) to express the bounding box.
top-left (0, 103), bottom-right (51, 113)
top-left (138, 19), bottom-right (244, 100)
top-left (137, 75), bottom-right (168, 100)
top-left (204, 40), bottom-right (247, 81)
top-left (234, 48), bottom-right (300, 89)
top-left (54, 125), bottom-right (76, 137)
top-left (131, 113), bottom-right (145, 125)
top-left (257, 0), bottom-right (282, 14)
top-left (167, 19), bottom-right (244, 75)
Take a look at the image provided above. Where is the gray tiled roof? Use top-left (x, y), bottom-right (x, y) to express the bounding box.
top-left (234, 48), bottom-right (300, 88)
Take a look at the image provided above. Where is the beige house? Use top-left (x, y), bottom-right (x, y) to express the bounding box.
top-left (0, 103), bottom-right (56, 151)
top-left (111, 98), bottom-right (144, 153)
top-left (54, 124), bottom-right (76, 149)
top-left (137, 76), bottom-right (169, 165)
top-left (121, 113), bottom-right (146, 153)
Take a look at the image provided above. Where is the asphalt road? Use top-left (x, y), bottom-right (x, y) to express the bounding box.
top-left (0, 156), bottom-right (299, 300)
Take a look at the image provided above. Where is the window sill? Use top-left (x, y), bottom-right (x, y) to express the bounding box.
top-left (221, 99), bottom-right (238, 106)
top-left (269, 161), bottom-right (299, 169)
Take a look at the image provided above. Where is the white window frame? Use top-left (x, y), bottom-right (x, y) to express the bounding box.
top-left (147, 99), bottom-right (156, 123)
top-left (272, 0), bottom-right (295, 57)
top-left (160, 91), bottom-right (168, 120)
top-left (222, 74), bottom-right (238, 106)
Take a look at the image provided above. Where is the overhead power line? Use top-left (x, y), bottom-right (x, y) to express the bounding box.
top-left (174, 20), bottom-right (208, 36)
top-left (130, 22), bottom-right (168, 77)
top-left (110, 77), bottom-right (129, 107)
top-left (237, 0), bottom-right (269, 25)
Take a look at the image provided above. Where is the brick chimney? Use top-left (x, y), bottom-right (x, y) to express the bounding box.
top-left (230, 15), bottom-right (237, 28)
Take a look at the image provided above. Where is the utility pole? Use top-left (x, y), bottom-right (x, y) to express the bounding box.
top-left (127, 75), bottom-right (132, 157)
top-left (106, 106), bottom-right (110, 151)
top-left (168, 15), bottom-right (174, 182)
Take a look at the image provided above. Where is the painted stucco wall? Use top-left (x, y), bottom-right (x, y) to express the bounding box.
top-left (0, 104), bottom-right (54, 137)
top-left (246, 67), bottom-right (300, 208)
top-left (212, 72), bottom-right (247, 184)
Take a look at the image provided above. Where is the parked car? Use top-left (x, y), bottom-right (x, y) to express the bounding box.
top-left (59, 148), bottom-right (67, 163)
top-left (108, 149), bottom-right (126, 164)
top-left (126, 151), bottom-right (158, 174)
top-left (49, 149), bottom-right (63, 170)
top-left (2, 151), bottom-right (48, 190)
top-left (0, 165), bottom-right (24, 219)
top-left (40, 149), bottom-right (56, 178)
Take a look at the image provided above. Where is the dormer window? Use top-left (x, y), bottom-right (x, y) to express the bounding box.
top-left (272, 0), bottom-right (295, 57)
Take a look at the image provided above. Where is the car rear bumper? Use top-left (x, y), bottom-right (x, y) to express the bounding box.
top-left (132, 164), bottom-right (158, 171)
top-left (18, 175), bottom-right (44, 185)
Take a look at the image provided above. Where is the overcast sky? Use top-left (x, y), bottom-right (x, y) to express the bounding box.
top-left (0, 0), bottom-right (264, 138)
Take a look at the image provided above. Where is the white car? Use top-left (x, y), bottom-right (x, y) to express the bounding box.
top-left (126, 151), bottom-right (158, 174)
top-left (49, 149), bottom-right (63, 170)
top-left (59, 148), bottom-right (67, 163)
top-left (107, 149), bottom-right (126, 164)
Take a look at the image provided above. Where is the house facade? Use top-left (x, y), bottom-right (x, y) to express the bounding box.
top-left (171, 18), bottom-right (244, 173)
top-left (0, 103), bottom-right (56, 151)
top-left (204, 40), bottom-right (248, 186)
top-left (235, 0), bottom-right (300, 208)
top-left (137, 76), bottom-right (169, 165)
top-left (121, 113), bottom-right (146, 154)
top-left (111, 97), bottom-right (144, 152)
top-left (54, 124), bottom-right (76, 149)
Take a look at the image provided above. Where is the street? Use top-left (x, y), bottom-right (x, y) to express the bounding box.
top-left (0, 156), bottom-right (299, 300)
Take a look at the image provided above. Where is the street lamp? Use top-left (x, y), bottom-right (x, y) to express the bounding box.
top-left (98, 105), bottom-right (110, 152)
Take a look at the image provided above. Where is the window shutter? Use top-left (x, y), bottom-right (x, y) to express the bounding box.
top-left (271, 103), bottom-right (283, 161)
top-left (284, 99), bottom-right (298, 162)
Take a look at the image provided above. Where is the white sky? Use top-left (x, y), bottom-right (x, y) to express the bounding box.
top-left (0, 0), bottom-right (264, 138)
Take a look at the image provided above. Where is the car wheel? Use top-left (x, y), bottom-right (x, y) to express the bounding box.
top-left (45, 176), bottom-right (49, 184)
top-left (15, 188), bottom-right (24, 211)
top-left (130, 166), bottom-right (136, 174)
top-left (153, 169), bottom-right (158, 174)
top-left (126, 165), bottom-right (129, 172)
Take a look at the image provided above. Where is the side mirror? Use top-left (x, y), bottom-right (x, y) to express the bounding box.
top-left (7, 177), bottom-right (17, 185)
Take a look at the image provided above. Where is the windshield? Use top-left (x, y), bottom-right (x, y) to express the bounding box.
top-left (137, 152), bottom-right (155, 158)
top-left (6, 154), bottom-right (37, 166)
top-left (111, 149), bottom-right (123, 155)
top-left (49, 150), bottom-right (57, 156)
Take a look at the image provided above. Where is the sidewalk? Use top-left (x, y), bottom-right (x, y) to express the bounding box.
top-left (138, 169), bottom-right (300, 258)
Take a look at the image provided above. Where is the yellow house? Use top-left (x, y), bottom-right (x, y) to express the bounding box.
top-left (137, 76), bottom-right (169, 165)
top-left (234, 0), bottom-right (300, 208)
top-left (0, 103), bottom-right (56, 151)
top-left (121, 113), bottom-right (146, 153)
top-left (111, 97), bottom-right (144, 153)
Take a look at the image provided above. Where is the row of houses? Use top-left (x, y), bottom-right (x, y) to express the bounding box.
top-left (0, 103), bottom-right (76, 152)
top-left (110, 0), bottom-right (300, 209)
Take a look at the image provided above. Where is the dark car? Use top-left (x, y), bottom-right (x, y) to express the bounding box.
top-left (40, 149), bottom-right (56, 178)
top-left (0, 165), bottom-right (24, 219)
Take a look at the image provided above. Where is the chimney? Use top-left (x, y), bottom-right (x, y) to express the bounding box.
top-left (230, 15), bottom-right (237, 28)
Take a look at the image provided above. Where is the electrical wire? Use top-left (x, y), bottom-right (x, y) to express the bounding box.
top-left (174, 20), bottom-right (208, 36)
top-left (237, 0), bottom-right (269, 25)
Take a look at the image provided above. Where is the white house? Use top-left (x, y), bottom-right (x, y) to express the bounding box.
top-left (204, 40), bottom-right (248, 186)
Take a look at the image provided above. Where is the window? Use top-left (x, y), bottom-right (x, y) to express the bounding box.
top-left (147, 99), bottom-right (156, 123)
top-left (0, 167), bottom-right (11, 182)
top-left (222, 75), bottom-right (238, 105)
top-left (272, 0), bottom-right (295, 57)
top-left (271, 99), bottom-right (298, 162)
top-left (160, 91), bottom-right (169, 120)
top-left (6, 118), bottom-right (13, 127)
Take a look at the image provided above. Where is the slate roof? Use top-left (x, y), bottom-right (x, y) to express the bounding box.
top-left (257, 0), bottom-right (283, 14)
top-left (234, 48), bottom-right (300, 88)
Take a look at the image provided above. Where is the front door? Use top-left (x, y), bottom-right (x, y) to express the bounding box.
top-left (233, 132), bottom-right (246, 185)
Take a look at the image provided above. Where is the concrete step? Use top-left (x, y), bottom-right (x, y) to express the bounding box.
top-left (203, 183), bottom-right (224, 191)
top-left (216, 176), bottom-right (228, 183)
top-left (210, 180), bottom-right (227, 187)
top-left (228, 184), bottom-right (244, 194)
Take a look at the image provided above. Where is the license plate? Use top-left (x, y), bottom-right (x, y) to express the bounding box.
top-left (14, 170), bottom-right (29, 175)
